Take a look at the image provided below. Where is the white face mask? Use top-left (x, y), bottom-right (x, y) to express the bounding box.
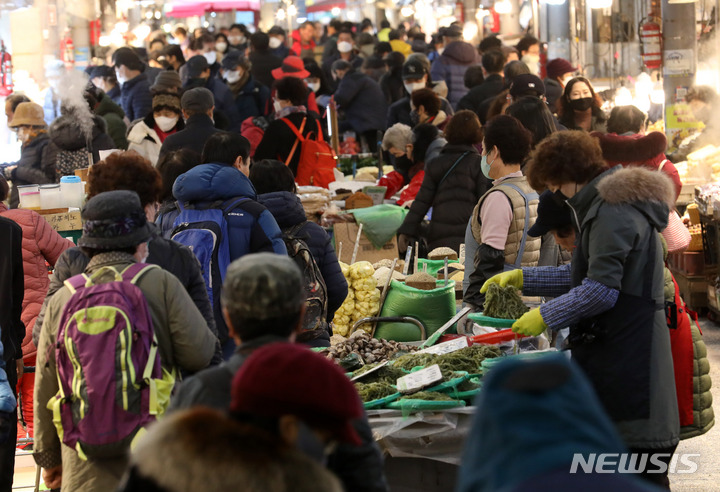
top-left (437, 47), bottom-right (445, 55)
top-left (307, 81), bottom-right (321, 93)
top-left (404, 81), bottom-right (425, 94)
top-left (16, 127), bottom-right (30, 144)
top-left (115, 70), bottom-right (128, 85)
top-left (225, 70), bottom-right (242, 84)
top-left (269, 37), bottom-right (283, 49)
top-left (337, 41), bottom-right (353, 53)
top-left (521, 54), bottom-right (541, 75)
top-left (215, 42), bottom-right (227, 52)
top-left (561, 75), bottom-right (574, 87)
top-left (229, 35), bottom-right (246, 45)
top-left (203, 51), bottom-right (217, 65)
top-left (273, 100), bottom-right (284, 114)
top-left (155, 115), bottom-right (179, 132)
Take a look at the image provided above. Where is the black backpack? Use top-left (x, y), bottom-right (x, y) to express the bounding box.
top-left (283, 223), bottom-right (329, 342)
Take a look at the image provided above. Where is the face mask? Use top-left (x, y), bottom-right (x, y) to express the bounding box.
top-left (561, 76), bottom-right (574, 87)
top-left (521, 54), bottom-right (540, 75)
top-left (551, 189), bottom-right (569, 207)
top-left (187, 77), bottom-right (207, 89)
top-left (296, 421), bottom-right (332, 465)
top-left (225, 70), bottom-right (242, 84)
top-left (393, 154), bottom-right (414, 174)
top-left (16, 127), bottom-right (30, 144)
top-left (203, 51), bottom-right (217, 64)
top-left (269, 37), bottom-right (283, 49)
top-left (229, 35), bottom-right (246, 45)
top-left (437, 47), bottom-right (445, 55)
top-left (155, 115), bottom-right (179, 132)
top-left (307, 81), bottom-right (321, 93)
top-left (410, 111), bottom-right (420, 126)
top-left (404, 81), bottom-right (425, 95)
top-left (337, 41), bottom-right (353, 53)
top-left (481, 152), bottom-right (495, 179)
top-left (215, 42), bottom-right (227, 52)
top-left (273, 100), bottom-right (284, 114)
top-left (116, 71), bottom-right (128, 85)
top-left (569, 96), bottom-right (594, 111)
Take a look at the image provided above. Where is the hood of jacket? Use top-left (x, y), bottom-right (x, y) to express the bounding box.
top-left (172, 163), bottom-right (257, 203)
top-left (591, 131), bottom-right (667, 164)
top-left (442, 41), bottom-right (477, 65)
top-left (127, 119), bottom-right (159, 145)
top-left (456, 354), bottom-right (627, 492)
top-left (49, 112), bottom-right (108, 151)
top-left (95, 92), bottom-right (125, 119)
top-left (257, 191), bottom-right (306, 229)
top-left (571, 166), bottom-right (673, 233)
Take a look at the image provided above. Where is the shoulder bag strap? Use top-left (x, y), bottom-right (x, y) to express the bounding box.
top-left (658, 159), bottom-right (669, 172)
top-left (437, 151), bottom-right (470, 188)
top-left (497, 182), bottom-right (539, 269)
top-left (283, 117), bottom-right (307, 168)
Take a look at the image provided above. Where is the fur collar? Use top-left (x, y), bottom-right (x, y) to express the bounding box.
top-left (592, 131), bottom-right (667, 162)
top-left (596, 166), bottom-right (675, 209)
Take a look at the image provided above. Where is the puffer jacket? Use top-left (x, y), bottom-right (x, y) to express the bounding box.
top-left (120, 73), bottom-right (153, 122)
top-left (34, 240), bottom-right (222, 365)
top-left (127, 113), bottom-right (184, 166)
top-left (682, 316), bottom-right (715, 439)
top-left (6, 132), bottom-right (56, 208)
top-left (333, 70), bottom-right (387, 134)
top-left (398, 143), bottom-right (492, 253)
top-left (0, 204), bottom-right (73, 364)
top-left (48, 111), bottom-right (115, 178)
top-left (94, 91), bottom-right (128, 150)
top-left (257, 191), bottom-right (348, 320)
top-left (229, 75), bottom-right (270, 124)
top-left (430, 41), bottom-right (479, 109)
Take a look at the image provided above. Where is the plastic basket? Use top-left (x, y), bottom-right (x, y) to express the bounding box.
top-left (424, 371), bottom-right (470, 393)
top-left (386, 398), bottom-right (465, 412)
top-left (467, 313), bottom-right (516, 329)
top-left (448, 377), bottom-right (482, 402)
top-left (364, 392), bottom-right (401, 410)
top-left (417, 258), bottom-right (460, 277)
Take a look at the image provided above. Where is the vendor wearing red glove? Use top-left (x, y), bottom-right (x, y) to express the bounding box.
top-left (482, 130), bottom-right (680, 489)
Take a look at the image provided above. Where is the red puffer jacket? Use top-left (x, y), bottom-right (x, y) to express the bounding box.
top-left (0, 204), bottom-right (74, 363)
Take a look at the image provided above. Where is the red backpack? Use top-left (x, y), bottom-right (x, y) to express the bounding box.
top-left (282, 117), bottom-right (337, 188)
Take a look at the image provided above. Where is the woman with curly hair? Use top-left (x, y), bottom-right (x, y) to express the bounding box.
top-left (34, 151), bottom-right (221, 364)
top-left (482, 130), bottom-right (679, 488)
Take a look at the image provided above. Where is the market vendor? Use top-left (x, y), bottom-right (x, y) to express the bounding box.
top-left (463, 115), bottom-right (541, 311)
top-left (482, 130), bottom-right (680, 488)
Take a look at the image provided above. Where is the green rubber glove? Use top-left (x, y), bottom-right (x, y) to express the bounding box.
top-left (512, 308), bottom-right (548, 336)
top-left (480, 269), bottom-right (524, 294)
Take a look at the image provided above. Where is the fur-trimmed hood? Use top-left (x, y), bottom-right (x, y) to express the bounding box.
top-left (591, 131), bottom-right (667, 163)
top-left (49, 112), bottom-right (108, 151)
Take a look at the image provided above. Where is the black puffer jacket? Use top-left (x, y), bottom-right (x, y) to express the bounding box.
top-left (5, 133), bottom-right (56, 208)
top-left (49, 112), bottom-right (115, 163)
top-left (398, 143), bottom-right (491, 252)
top-left (34, 238), bottom-right (222, 366)
top-left (257, 191), bottom-right (348, 320)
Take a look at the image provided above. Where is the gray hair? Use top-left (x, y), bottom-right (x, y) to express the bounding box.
top-left (382, 123), bottom-right (413, 151)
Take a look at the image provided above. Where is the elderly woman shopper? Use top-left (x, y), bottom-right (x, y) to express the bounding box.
top-left (397, 110), bottom-right (491, 254)
top-left (128, 93), bottom-right (185, 166)
top-left (463, 115), bottom-right (540, 311)
top-left (482, 130), bottom-right (679, 488)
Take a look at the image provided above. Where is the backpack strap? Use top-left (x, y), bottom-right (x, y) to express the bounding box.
top-left (282, 117), bottom-right (307, 168)
top-left (284, 221), bottom-right (308, 240)
top-left (220, 197), bottom-right (251, 215)
top-left (65, 274), bottom-right (91, 294)
top-left (438, 151), bottom-right (470, 188)
top-left (121, 263), bottom-right (160, 284)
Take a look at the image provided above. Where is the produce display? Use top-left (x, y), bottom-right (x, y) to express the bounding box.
top-left (352, 363), bottom-right (408, 384)
top-left (332, 261), bottom-right (381, 336)
top-left (355, 382), bottom-right (397, 402)
top-left (373, 266), bottom-right (407, 285)
top-left (391, 345), bottom-right (502, 374)
top-left (428, 247), bottom-right (458, 261)
top-left (399, 391), bottom-right (455, 402)
top-left (404, 271), bottom-right (437, 290)
top-left (483, 284), bottom-right (529, 320)
top-left (325, 331), bottom-right (418, 364)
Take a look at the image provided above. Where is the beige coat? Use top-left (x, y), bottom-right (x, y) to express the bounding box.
top-left (33, 255), bottom-right (216, 491)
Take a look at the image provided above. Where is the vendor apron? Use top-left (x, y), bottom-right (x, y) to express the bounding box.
top-left (568, 234), bottom-right (659, 422)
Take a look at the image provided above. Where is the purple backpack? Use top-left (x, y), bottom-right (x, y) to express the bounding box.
top-left (48, 263), bottom-right (173, 460)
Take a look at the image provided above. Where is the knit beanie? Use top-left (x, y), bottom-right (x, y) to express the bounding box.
top-left (152, 93), bottom-right (181, 114)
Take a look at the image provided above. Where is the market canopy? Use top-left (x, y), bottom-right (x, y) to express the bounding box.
top-left (166, 0), bottom-right (260, 17)
top-left (305, 0), bottom-right (346, 13)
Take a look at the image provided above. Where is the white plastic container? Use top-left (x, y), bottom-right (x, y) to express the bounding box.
top-left (39, 184), bottom-right (63, 210)
top-left (17, 184), bottom-right (40, 209)
top-left (60, 176), bottom-right (85, 209)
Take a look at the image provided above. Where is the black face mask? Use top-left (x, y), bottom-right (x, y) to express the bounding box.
top-left (551, 189), bottom-right (569, 207)
top-left (393, 154), bottom-right (414, 175)
top-left (186, 77), bottom-right (207, 90)
top-left (569, 97), bottom-right (594, 112)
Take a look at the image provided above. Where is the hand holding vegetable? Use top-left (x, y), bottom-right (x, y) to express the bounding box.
top-left (512, 308), bottom-right (548, 336)
top-left (480, 269), bottom-right (524, 294)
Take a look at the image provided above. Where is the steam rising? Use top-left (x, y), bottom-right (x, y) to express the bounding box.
top-left (56, 69), bottom-right (95, 160)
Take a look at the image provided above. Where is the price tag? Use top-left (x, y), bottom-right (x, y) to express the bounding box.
top-left (397, 364), bottom-right (443, 394)
top-left (351, 360), bottom-right (389, 382)
top-left (418, 337), bottom-right (469, 355)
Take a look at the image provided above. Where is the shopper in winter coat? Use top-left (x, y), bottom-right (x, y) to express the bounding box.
top-left (113, 48), bottom-right (154, 122)
top-left (398, 111), bottom-right (492, 254)
top-left (160, 88), bottom-right (220, 157)
top-left (386, 59), bottom-right (454, 128)
top-left (379, 52), bottom-right (406, 105)
top-left (34, 190), bottom-right (216, 492)
top-left (456, 49), bottom-right (505, 115)
top-left (184, 55), bottom-right (242, 132)
top-left (485, 131), bottom-right (680, 488)
top-left (86, 87), bottom-right (128, 150)
top-left (2, 102), bottom-right (56, 208)
top-left (0, 176), bottom-right (73, 439)
top-left (33, 151), bottom-right (222, 367)
top-left (128, 93), bottom-right (184, 165)
top-left (291, 22), bottom-right (317, 59)
top-left (457, 354), bottom-right (665, 492)
top-left (331, 61), bottom-right (386, 151)
top-left (254, 77), bottom-right (323, 177)
top-left (48, 106), bottom-right (115, 179)
top-left (220, 51), bottom-right (270, 124)
top-left (557, 77), bottom-right (607, 132)
top-left (250, 159), bottom-right (349, 326)
top-left (430, 26), bottom-right (479, 109)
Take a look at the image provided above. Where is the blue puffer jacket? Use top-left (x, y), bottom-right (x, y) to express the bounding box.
top-left (231, 76), bottom-right (270, 124)
top-left (430, 41), bottom-right (479, 109)
top-left (0, 340), bottom-right (15, 414)
top-left (158, 163), bottom-right (287, 260)
top-left (206, 77), bottom-right (243, 132)
top-left (333, 71), bottom-right (387, 134)
top-left (258, 191), bottom-right (348, 320)
top-left (120, 73), bottom-right (153, 122)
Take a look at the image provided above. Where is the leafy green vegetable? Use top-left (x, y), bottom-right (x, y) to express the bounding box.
top-left (400, 391), bottom-right (455, 401)
top-left (352, 363), bottom-right (407, 384)
top-left (483, 283), bottom-right (529, 319)
top-left (355, 382), bottom-right (396, 402)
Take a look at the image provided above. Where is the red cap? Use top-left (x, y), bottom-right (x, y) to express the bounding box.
top-left (546, 58), bottom-right (577, 81)
top-left (230, 343), bottom-right (364, 446)
top-left (272, 56), bottom-right (311, 80)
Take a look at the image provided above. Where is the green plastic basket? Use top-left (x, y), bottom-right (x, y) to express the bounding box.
top-left (386, 398), bottom-right (466, 412)
top-left (364, 392), bottom-right (401, 410)
top-left (467, 313), bottom-right (516, 328)
top-left (424, 371), bottom-right (469, 393)
top-left (417, 258), bottom-right (460, 277)
top-left (448, 377), bottom-right (483, 402)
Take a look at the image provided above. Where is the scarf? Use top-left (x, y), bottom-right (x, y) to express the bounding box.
top-left (275, 105), bottom-right (307, 119)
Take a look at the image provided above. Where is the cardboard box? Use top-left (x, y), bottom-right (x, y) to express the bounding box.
top-left (333, 222), bottom-right (398, 264)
